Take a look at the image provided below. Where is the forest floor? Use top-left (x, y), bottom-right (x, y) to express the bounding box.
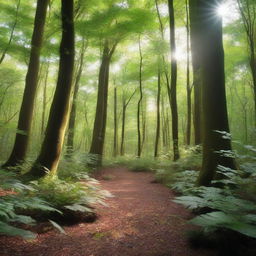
top-left (0, 167), bottom-right (216, 256)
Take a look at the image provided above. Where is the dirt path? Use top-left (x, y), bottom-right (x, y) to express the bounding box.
top-left (0, 167), bottom-right (215, 256)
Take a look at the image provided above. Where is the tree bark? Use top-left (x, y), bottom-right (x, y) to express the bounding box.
top-left (41, 61), bottom-right (49, 138)
top-left (3, 0), bottom-right (49, 168)
top-left (66, 38), bottom-right (87, 158)
top-left (195, 0), bottom-right (236, 186)
top-left (167, 0), bottom-right (180, 161)
top-left (120, 89), bottom-right (136, 156)
top-left (154, 70), bottom-right (161, 158)
top-left (189, 0), bottom-right (202, 145)
top-left (113, 87), bottom-right (118, 157)
top-left (137, 38), bottom-right (143, 158)
top-left (89, 40), bottom-right (116, 166)
top-left (27, 0), bottom-right (75, 178)
top-left (185, 0), bottom-right (192, 146)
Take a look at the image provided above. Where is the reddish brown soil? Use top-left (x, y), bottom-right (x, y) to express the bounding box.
top-left (0, 167), bottom-right (216, 256)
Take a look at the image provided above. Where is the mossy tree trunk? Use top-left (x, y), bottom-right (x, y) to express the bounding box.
top-left (3, 0), bottom-right (49, 169)
top-left (195, 0), bottom-right (236, 186)
top-left (27, 0), bottom-right (75, 179)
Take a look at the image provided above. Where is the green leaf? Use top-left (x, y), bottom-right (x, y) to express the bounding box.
top-left (64, 204), bottom-right (92, 213)
top-left (0, 221), bottom-right (36, 239)
top-left (48, 220), bottom-right (66, 235)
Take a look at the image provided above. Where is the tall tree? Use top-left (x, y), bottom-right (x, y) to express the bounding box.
top-left (120, 89), bottom-right (136, 156)
top-left (87, 6), bottom-right (153, 165)
top-left (189, 0), bottom-right (202, 145)
top-left (185, 0), bottom-right (192, 146)
top-left (137, 37), bottom-right (143, 158)
top-left (167, 0), bottom-right (180, 161)
top-left (113, 86), bottom-right (118, 157)
top-left (154, 69), bottom-right (161, 158)
top-left (193, 0), bottom-right (236, 186)
top-left (66, 38), bottom-right (87, 158)
top-left (89, 40), bottom-right (117, 166)
top-left (27, 0), bottom-right (75, 178)
top-left (3, 0), bottom-right (49, 168)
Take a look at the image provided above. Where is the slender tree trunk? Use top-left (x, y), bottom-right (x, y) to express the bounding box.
top-left (113, 87), bottom-right (118, 157)
top-left (167, 0), bottom-right (180, 161)
top-left (27, 0), bottom-right (75, 178)
top-left (120, 98), bottom-right (126, 156)
top-left (3, 0), bottom-right (49, 168)
top-left (189, 0), bottom-right (202, 145)
top-left (66, 38), bottom-right (87, 158)
top-left (185, 0), bottom-right (192, 146)
top-left (154, 70), bottom-right (161, 158)
top-left (141, 98), bottom-right (147, 152)
top-left (161, 95), bottom-right (167, 148)
top-left (137, 38), bottom-right (143, 158)
top-left (196, 0), bottom-right (236, 186)
top-left (0, 0), bottom-right (21, 64)
top-left (89, 40), bottom-right (116, 166)
top-left (120, 89), bottom-right (136, 156)
top-left (41, 62), bottom-right (49, 138)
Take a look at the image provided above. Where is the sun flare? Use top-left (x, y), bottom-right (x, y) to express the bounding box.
top-left (217, 3), bottom-right (229, 17)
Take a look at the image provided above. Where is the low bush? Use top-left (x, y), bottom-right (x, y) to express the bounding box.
top-left (28, 174), bottom-right (111, 224)
top-left (0, 169), bottom-right (58, 239)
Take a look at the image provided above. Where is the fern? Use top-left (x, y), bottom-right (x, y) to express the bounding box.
top-left (172, 139), bottom-right (256, 239)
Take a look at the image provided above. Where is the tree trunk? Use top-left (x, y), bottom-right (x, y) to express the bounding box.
top-left (141, 98), bottom-right (147, 152)
top-left (196, 0), bottom-right (236, 186)
top-left (89, 40), bottom-right (116, 166)
top-left (3, 0), bottom-right (49, 168)
top-left (120, 97), bottom-right (126, 156)
top-left (161, 95), bottom-right (167, 149)
top-left (185, 0), bottom-right (192, 146)
top-left (120, 89), bottom-right (136, 156)
top-left (154, 70), bottom-right (161, 158)
top-left (27, 0), bottom-right (75, 179)
top-left (66, 38), bottom-right (87, 158)
top-left (113, 87), bottom-right (118, 157)
top-left (137, 38), bottom-right (143, 158)
top-left (189, 0), bottom-right (202, 145)
top-left (41, 61), bottom-right (49, 138)
top-left (167, 0), bottom-right (180, 161)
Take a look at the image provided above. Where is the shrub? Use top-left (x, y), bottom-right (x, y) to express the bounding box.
top-left (29, 174), bottom-right (111, 224)
top-left (0, 169), bottom-right (57, 239)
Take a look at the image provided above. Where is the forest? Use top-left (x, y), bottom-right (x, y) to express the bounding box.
top-left (0, 0), bottom-right (256, 255)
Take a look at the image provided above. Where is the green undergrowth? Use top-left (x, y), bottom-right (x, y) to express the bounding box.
top-left (154, 146), bottom-right (202, 186)
top-left (104, 146), bottom-right (201, 175)
top-left (0, 156), bottom-right (111, 239)
top-left (0, 169), bottom-right (58, 239)
top-left (170, 143), bottom-right (256, 256)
